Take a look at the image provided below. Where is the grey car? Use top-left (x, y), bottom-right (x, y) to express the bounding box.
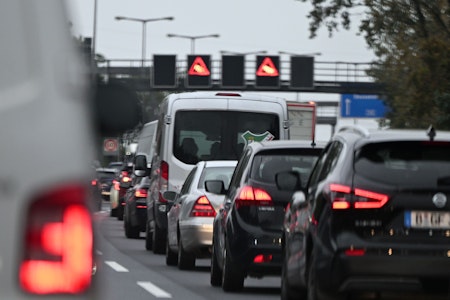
top-left (166, 160), bottom-right (237, 269)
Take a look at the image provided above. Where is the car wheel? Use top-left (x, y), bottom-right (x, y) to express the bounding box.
top-left (221, 245), bottom-right (244, 292)
top-left (117, 205), bottom-right (124, 221)
top-left (110, 207), bottom-right (117, 217)
top-left (177, 238), bottom-right (195, 270)
top-left (145, 222), bottom-right (153, 251)
top-left (124, 218), bottom-right (139, 239)
top-left (281, 262), bottom-right (306, 300)
top-left (210, 240), bottom-right (222, 287)
top-left (152, 222), bottom-right (166, 254)
top-left (165, 237), bottom-right (178, 266)
top-left (307, 251), bottom-right (345, 300)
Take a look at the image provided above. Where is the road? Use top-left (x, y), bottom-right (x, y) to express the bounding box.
top-left (93, 202), bottom-right (449, 300)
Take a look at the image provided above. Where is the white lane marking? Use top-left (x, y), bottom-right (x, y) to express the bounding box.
top-left (137, 281), bottom-right (172, 298)
top-left (104, 261), bottom-right (129, 272)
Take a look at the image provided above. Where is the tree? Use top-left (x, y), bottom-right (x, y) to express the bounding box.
top-left (299, 0), bottom-right (450, 129)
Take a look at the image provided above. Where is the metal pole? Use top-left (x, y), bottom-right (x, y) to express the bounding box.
top-left (141, 21), bottom-right (146, 67)
top-left (191, 38), bottom-right (195, 54)
top-left (92, 0), bottom-right (98, 66)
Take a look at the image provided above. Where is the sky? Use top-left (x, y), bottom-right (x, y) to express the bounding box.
top-left (66, 0), bottom-right (380, 141)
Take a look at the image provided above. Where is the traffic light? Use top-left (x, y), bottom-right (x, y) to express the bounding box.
top-left (255, 55), bottom-right (280, 89)
top-left (186, 55), bottom-right (212, 88)
top-left (152, 55), bottom-right (177, 88)
top-left (290, 56), bottom-right (314, 89)
top-left (221, 55), bottom-right (245, 88)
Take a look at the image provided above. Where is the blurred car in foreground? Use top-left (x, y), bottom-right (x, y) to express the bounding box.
top-left (209, 140), bottom-right (323, 292)
top-left (123, 176), bottom-right (150, 238)
top-left (1, 1), bottom-right (141, 298)
top-left (278, 125), bottom-right (450, 300)
top-left (166, 160), bottom-right (237, 269)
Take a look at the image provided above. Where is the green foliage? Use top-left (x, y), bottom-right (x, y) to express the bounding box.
top-left (300, 0), bottom-right (450, 129)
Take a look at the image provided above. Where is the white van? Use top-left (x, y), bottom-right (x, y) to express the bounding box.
top-left (135, 120), bottom-right (158, 169)
top-left (136, 91), bottom-right (289, 253)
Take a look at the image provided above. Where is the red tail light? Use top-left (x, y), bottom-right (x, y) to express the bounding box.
top-left (191, 196), bottom-right (216, 217)
top-left (253, 254), bottom-right (273, 263)
top-left (345, 248), bottom-right (366, 256)
top-left (113, 180), bottom-right (120, 191)
top-left (121, 171), bottom-right (128, 177)
top-left (329, 183), bottom-right (389, 210)
top-left (90, 179), bottom-right (97, 186)
top-left (235, 186), bottom-right (272, 209)
top-left (121, 176), bottom-right (131, 183)
top-left (135, 188), bottom-right (148, 198)
top-left (20, 184), bottom-right (93, 295)
top-left (160, 161), bottom-right (169, 182)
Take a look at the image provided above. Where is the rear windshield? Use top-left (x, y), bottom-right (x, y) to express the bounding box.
top-left (173, 111), bottom-right (280, 164)
top-left (250, 150), bottom-right (320, 184)
top-left (355, 141), bottom-right (450, 186)
top-left (97, 171), bottom-right (116, 180)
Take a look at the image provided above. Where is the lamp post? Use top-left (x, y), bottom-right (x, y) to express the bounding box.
top-left (167, 33), bottom-right (220, 54)
top-left (115, 16), bottom-right (174, 66)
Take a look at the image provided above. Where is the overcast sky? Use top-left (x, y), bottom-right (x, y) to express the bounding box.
top-left (67, 0), bottom-right (379, 140)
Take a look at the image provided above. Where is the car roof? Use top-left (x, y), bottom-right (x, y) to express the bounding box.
top-left (248, 140), bottom-right (326, 152)
top-left (201, 160), bottom-right (238, 168)
top-left (96, 167), bottom-right (117, 173)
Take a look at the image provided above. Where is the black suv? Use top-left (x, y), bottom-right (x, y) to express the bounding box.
top-left (279, 125), bottom-right (450, 300)
top-left (208, 140), bottom-right (323, 292)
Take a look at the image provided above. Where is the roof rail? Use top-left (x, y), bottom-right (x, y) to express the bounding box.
top-left (338, 125), bottom-right (370, 137)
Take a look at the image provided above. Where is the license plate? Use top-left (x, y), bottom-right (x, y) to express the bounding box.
top-left (404, 211), bottom-right (450, 229)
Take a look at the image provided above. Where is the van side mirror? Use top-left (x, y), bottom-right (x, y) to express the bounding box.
top-left (205, 180), bottom-right (226, 195)
top-left (134, 154), bottom-right (148, 177)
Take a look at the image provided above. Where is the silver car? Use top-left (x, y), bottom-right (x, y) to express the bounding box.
top-left (166, 160), bottom-right (237, 270)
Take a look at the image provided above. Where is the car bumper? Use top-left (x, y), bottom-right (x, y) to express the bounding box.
top-left (179, 219), bottom-right (213, 252)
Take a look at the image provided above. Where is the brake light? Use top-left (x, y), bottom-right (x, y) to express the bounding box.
top-left (190, 196), bottom-right (216, 217)
top-left (345, 248), bottom-right (366, 256)
top-left (329, 184), bottom-right (389, 210)
top-left (121, 176), bottom-right (131, 183)
top-left (235, 186), bottom-right (272, 209)
top-left (215, 92), bottom-right (242, 97)
top-left (121, 171), bottom-right (128, 177)
top-left (91, 179), bottom-right (97, 186)
top-left (113, 180), bottom-right (120, 191)
top-left (253, 254), bottom-right (273, 263)
top-left (135, 188), bottom-right (148, 198)
top-left (160, 161), bottom-right (169, 182)
top-left (20, 184), bottom-right (93, 295)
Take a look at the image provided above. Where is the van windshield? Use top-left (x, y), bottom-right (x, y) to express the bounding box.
top-left (173, 111), bottom-right (280, 164)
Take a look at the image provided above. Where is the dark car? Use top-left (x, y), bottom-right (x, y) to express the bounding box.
top-left (123, 176), bottom-right (150, 238)
top-left (209, 140), bottom-right (323, 292)
top-left (94, 168), bottom-right (118, 202)
top-left (109, 164), bottom-right (133, 220)
top-left (279, 125), bottom-right (450, 300)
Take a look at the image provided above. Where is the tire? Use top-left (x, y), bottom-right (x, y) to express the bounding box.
top-left (152, 222), bottom-right (166, 254)
top-left (110, 207), bottom-right (117, 217)
top-left (166, 238), bottom-right (178, 266)
top-left (124, 219), bottom-right (139, 239)
top-left (281, 262), bottom-right (306, 300)
top-left (145, 222), bottom-right (153, 251)
top-left (307, 251), bottom-right (346, 300)
top-left (117, 205), bottom-right (124, 221)
top-left (210, 241), bottom-right (222, 287)
top-left (177, 238), bottom-right (195, 270)
top-left (221, 246), bottom-right (244, 292)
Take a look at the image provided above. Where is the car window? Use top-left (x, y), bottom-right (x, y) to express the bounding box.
top-left (180, 166), bottom-right (197, 196)
top-left (355, 141), bottom-right (450, 186)
top-left (317, 141), bottom-right (343, 182)
top-left (198, 166), bottom-right (235, 190)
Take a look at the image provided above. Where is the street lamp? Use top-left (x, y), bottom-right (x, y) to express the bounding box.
top-left (167, 33), bottom-right (220, 54)
top-left (220, 50), bottom-right (267, 55)
top-left (278, 51), bottom-right (322, 57)
top-left (115, 16), bottom-right (174, 66)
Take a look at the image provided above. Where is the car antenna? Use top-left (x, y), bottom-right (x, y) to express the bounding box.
top-left (427, 125), bottom-right (436, 141)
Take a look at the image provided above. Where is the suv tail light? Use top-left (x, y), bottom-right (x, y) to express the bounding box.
top-left (235, 186), bottom-right (272, 209)
top-left (135, 188), bottom-right (148, 198)
top-left (20, 184), bottom-right (93, 295)
top-left (190, 196), bottom-right (216, 217)
top-left (329, 183), bottom-right (389, 210)
top-left (158, 160), bottom-right (169, 203)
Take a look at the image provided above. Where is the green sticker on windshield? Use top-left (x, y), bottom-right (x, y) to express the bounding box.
top-left (241, 130), bottom-right (275, 146)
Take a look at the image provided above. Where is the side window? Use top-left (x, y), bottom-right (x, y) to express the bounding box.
top-left (317, 141), bottom-right (343, 182)
top-left (308, 143), bottom-right (331, 187)
top-left (180, 167), bottom-right (197, 196)
top-left (228, 147), bottom-right (252, 194)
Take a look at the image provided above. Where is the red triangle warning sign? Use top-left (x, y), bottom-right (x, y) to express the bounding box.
top-left (188, 56), bottom-right (210, 76)
top-left (256, 57), bottom-right (279, 77)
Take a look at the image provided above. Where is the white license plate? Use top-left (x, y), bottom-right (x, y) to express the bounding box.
top-left (404, 211), bottom-right (450, 229)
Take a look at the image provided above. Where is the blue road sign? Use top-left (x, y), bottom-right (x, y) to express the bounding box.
top-left (340, 94), bottom-right (388, 118)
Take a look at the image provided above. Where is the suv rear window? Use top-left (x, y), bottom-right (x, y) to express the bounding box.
top-left (355, 141), bottom-right (450, 186)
